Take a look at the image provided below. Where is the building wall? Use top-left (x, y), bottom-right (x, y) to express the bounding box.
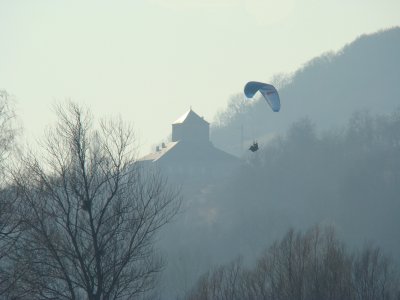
top-left (172, 118), bottom-right (209, 144)
top-left (156, 141), bottom-right (240, 183)
top-left (140, 110), bottom-right (239, 184)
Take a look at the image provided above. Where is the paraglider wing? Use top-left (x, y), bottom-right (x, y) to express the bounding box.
top-left (259, 86), bottom-right (280, 112)
top-left (244, 81), bottom-right (281, 112)
top-left (244, 81), bottom-right (264, 98)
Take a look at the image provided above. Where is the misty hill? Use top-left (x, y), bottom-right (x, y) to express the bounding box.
top-left (212, 27), bottom-right (400, 156)
top-left (159, 108), bottom-right (400, 299)
top-left (156, 27), bottom-right (400, 298)
top-left (208, 110), bottom-right (400, 253)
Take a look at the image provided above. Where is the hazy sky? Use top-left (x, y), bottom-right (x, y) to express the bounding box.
top-left (1, 0), bottom-right (399, 155)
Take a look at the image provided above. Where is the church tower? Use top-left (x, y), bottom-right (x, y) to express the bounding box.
top-left (139, 109), bottom-right (239, 181)
top-left (172, 109), bottom-right (210, 144)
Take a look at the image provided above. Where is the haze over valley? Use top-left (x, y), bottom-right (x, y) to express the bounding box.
top-left (1, 1), bottom-right (400, 298)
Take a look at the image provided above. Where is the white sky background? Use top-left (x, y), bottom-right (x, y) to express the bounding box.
top-left (1, 0), bottom-right (399, 155)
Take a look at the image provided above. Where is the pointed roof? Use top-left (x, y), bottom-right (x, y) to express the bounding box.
top-left (172, 109), bottom-right (209, 125)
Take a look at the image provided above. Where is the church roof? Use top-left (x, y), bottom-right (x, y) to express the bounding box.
top-left (138, 141), bottom-right (179, 162)
top-left (138, 140), bottom-right (239, 166)
top-left (172, 109), bottom-right (209, 125)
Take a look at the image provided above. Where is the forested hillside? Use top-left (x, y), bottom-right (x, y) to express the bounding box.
top-left (211, 27), bottom-right (400, 157)
top-left (158, 108), bottom-right (400, 298)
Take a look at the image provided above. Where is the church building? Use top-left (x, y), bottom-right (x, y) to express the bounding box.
top-left (139, 109), bottom-right (240, 181)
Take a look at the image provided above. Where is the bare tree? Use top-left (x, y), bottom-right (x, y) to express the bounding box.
top-left (185, 258), bottom-right (244, 300)
top-left (353, 245), bottom-right (397, 300)
top-left (0, 90), bottom-right (21, 296)
top-left (213, 94), bottom-right (250, 128)
top-left (10, 102), bottom-right (180, 299)
top-left (0, 90), bottom-right (18, 166)
top-left (186, 226), bottom-right (400, 300)
top-left (270, 72), bottom-right (293, 90)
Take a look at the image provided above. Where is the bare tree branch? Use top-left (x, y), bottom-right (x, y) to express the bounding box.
top-left (8, 101), bottom-right (181, 299)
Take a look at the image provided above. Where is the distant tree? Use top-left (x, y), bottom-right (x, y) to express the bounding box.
top-left (353, 245), bottom-right (396, 300)
top-left (213, 94), bottom-right (250, 128)
top-left (9, 102), bottom-right (181, 299)
top-left (185, 258), bottom-right (244, 300)
top-left (0, 90), bottom-right (18, 168)
top-left (186, 226), bottom-right (400, 300)
top-left (0, 90), bottom-right (21, 296)
top-left (270, 72), bottom-right (293, 89)
top-left (286, 117), bottom-right (317, 146)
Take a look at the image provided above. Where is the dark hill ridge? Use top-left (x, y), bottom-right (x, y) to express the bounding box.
top-left (212, 27), bottom-right (400, 156)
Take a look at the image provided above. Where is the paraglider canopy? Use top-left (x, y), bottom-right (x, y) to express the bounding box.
top-left (249, 141), bottom-right (259, 152)
top-left (244, 81), bottom-right (280, 112)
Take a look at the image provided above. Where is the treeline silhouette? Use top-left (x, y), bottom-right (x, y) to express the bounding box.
top-left (203, 109), bottom-right (400, 260)
top-left (186, 226), bottom-right (400, 300)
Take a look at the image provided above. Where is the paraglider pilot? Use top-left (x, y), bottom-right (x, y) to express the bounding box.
top-left (249, 141), bottom-right (259, 152)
